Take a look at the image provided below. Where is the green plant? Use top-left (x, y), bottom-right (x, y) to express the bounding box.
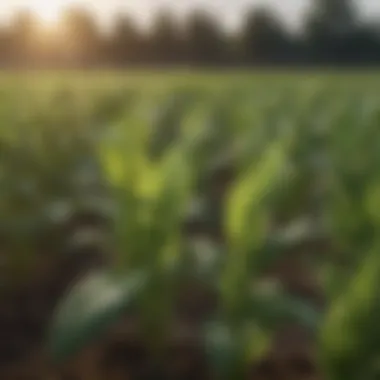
top-left (47, 104), bottom-right (321, 378)
top-left (0, 74), bottom-right (379, 379)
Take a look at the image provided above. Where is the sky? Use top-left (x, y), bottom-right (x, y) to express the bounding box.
top-left (0, 0), bottom-right (379, 31)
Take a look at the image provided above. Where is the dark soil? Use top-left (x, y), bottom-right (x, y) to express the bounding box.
top-left (0, 200), bottom-right (326, 380)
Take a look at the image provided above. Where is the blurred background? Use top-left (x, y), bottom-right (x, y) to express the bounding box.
top-left (0, 0), bottom-right (379, 69)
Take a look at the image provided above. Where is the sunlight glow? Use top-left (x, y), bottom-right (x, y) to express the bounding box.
top-left (28, 0), bottom-right (66, 24)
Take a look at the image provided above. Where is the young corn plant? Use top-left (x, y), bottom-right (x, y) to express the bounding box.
top-left (47, 107), bottom-right (321, 379)
top-left (319, 129), bottom-right (380, 380)
top-left (0, 104), bottom-right (113, 294)
top-left (204, 135), bottom-right (322, 379)
top-left (47, 103), bottom-right (196, 366)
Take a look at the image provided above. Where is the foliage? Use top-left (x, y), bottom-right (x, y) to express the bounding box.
top-left (0, 74), bottom-right (379, 378)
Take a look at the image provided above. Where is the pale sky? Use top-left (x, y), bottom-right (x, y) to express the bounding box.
top-left (0, 0), bottom-right (379, 31)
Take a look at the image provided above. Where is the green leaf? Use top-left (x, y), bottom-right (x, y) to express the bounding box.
top-left (248, 292), bottom-right (321, 333)
top-left (248, 216), bottom-right (327, 275)
top-left (243, 324), bottom-right (273, 365)
top-left (203, 321), bottom-right (242, 379)
top-left (47, 270), bottom-right (148, 365)
top-left (151, 146), bottom-right (194, 250)
top-left (320, 245), bottom-right (380, 380)
top-left (222, 140), bottom-right (290, 320)
top-left (366, 180), bottom-right (380, 228)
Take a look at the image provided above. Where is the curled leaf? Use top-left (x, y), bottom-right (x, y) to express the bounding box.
top-left (48, 270), bottom-right (148, 364)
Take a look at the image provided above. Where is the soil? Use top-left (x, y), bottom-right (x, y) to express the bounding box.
top-left (0, 190), bottom-right (326, 379)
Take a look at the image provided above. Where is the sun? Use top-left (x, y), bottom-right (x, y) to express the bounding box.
top-left (29, 0), bottom-right (65, 24)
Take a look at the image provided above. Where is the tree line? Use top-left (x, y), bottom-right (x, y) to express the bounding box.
top-left (0, 0), bottom-right (379, 68)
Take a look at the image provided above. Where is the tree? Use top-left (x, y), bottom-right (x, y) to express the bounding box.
top-left (60, 7), bottom-right (102, 67)
top-left (303, 0), bottom-right (359, 64)
top-left (8, 10), bottom-right (39, 66)
top-left (108, 14), bottom-right (143, 66)
top-left (0, 2), bottom-right (379, 68)
top-left (183, 11), bottom-right (228, 66)
top-left (310, 0), bottom-right (357, 35)
top-left (148, 9), bottom-right (183, 65)
top-left (0, 27), bottom-right (12, 67)
top-left (240, 7), bottom-right (292, 65)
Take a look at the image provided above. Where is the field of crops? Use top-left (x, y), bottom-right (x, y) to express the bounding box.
top-left (1, 72), bottom-right (380, 379)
